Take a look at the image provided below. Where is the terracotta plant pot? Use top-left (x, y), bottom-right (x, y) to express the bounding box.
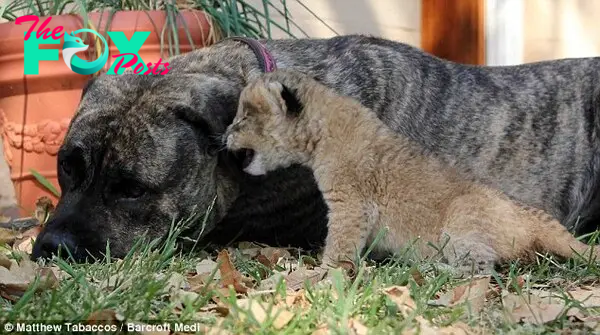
top-left (0, 10), bottom-right (214, 216)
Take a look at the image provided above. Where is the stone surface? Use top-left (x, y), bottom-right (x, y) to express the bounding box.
top-left (0, 137), bottom-right (18, 220)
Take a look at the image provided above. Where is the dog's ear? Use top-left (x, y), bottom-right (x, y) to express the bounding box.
top-left (173, 104), bottom-right (229, 157)
top-left (279, 84), bottom-right (303, 117)
top-left (173, 106), bottom-right (215, 140)
top-left (173, 77), bottom-right (241, 156)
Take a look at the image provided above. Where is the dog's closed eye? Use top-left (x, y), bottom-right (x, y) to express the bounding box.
top-left (59, 159), bottom-right (72, 177)
top-left (57, 146), bottom-right (87, 190)
top-left (109, 178), bottom-right (147, 200)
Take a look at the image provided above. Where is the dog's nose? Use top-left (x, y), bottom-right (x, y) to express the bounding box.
top-left (31, 230), bottom-right (77, 260)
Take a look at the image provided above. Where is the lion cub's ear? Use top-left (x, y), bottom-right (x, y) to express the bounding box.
top-left (268, 81), bottom-right (303, 117)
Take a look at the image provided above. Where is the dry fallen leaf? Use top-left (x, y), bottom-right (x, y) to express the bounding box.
top-left (187, 273), bottom-right (213, 293)
top-left (566, 287), bottom-right (600, 308)
top-left (575, 315), bottom-right (600, 331)
top-left (515, 275), bottom-right (525, 289)
top-left (348, 318), bottom-right (368, 335)
top-left (502, 291), bottom-right (567, 325)
top-left (0, 266), bottom-right (31, 300)
top-left (199, 302), bottom-right (230, 317)
top-left (13, 226), bottom-right (43, 254)
top-left (0, 215), bottom-right (10, 225)
top-left (217, 249), bottom-right (249, 294)
top-left (402, 316), bottom-right (474, 335)
top-left (257, 272), bottom-right (284, 291)
top-left (410, 268), bottom-right (426, 286)
top-left (0, 227), bottom-right (18, 245)
top-left (235, 298), bottom-right (295, 329)
top-left (383, 286), bottom-right (417, 316)
top-left (284, 266), bottom-right (328, 291)
top-left (255, 255), bottom-right (273, 272)
top-left (259, 247), bottom-right (291, 268)
top-left (284, 289), bottom-right (312, 309)
top-left (86, 309), bottom-right (124, 325)
top-left (196, 258), bottom-right (220, 279)
top-left (310, 320), bottom-right (374, 335)
top-left (311, 323), bottom-right (330, 335)
top-left (514, 286), bottom-right (600, 327)
top-left (429, 276), bottom-right (491, 314)
top-left (402, 316), bottom-right (433, 335)
top-left (0, 257), bottom-right (58, 301)
top-left (0, 253), bottom-right (12, 269)
top-left (548, 277), bottom-right (566, 286)
top-left (236, 241), bottom-right (264, 259)
top-left (34, 196), bottom-right (55, 225)
top-left (164, 272), bottom-right (189, 292)
top-left (437, 322), bottom-right (477, 335)
top-left (0, 245), bottom-right (12, 258)
top-left (37, 266), bottom-right (60, 289)
top-left (211, 287), bottom-right (239, 305)
top-left (170, 289), bottom-right (200, 310)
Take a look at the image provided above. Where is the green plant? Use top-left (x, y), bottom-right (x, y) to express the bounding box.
top-left (0, 0), bottom-right (336, 58)
top-left (30, 169), bottom-right (60, 198)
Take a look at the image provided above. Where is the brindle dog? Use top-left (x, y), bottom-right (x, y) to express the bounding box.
top-left (32, 35), bottom-right (600, 262)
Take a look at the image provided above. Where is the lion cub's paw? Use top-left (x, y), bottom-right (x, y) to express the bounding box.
top-left (316, 267), bottom-right (347, 288)
top-left (321, 257), bottom-right (357, 276)
top-left (430, 260), bottom-right (494, 279)
top-left (447, 258), bottom-right (495, 278)
top-left (315, 258), bottom-right (357, 287)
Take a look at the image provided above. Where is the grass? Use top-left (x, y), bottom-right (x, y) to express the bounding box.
top-left (5, 1), bottom-right (595, 333)
top-left (1, 219), bottom-right (599, 334)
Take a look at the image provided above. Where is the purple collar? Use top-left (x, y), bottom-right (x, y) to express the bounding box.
top-left (221, 37), bottom-right (277, 73)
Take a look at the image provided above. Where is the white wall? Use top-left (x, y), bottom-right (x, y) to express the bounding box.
top-left (523, 0), bottom-right (600, 62)
top-left (484, 0), bottom-right (600, 65)
top-left (248, 0), bottom-right (421, 47)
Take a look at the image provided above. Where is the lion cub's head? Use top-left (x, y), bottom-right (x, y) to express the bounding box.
top-left (225, 70), bottom-right (317, 176)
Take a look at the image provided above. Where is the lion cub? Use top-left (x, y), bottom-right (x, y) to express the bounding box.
top-left (225, 70), bottom-right (599, 275)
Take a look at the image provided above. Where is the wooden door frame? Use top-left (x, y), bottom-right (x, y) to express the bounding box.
top-left (421, 0), bottom-right (486, 65)
top-left (421, 0), bottom-right (525, 66)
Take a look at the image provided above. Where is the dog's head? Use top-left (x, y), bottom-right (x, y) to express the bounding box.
top-left (225, 70), bottom-right (321, 176)
top-left (31, 58), bottom-right (244, 262)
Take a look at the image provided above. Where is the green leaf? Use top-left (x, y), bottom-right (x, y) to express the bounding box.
top-left (30, 169), bottom-right (61, 198)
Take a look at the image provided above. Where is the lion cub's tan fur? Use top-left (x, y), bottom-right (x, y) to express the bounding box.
top-left (225, 70), bottom-right (599, 275)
